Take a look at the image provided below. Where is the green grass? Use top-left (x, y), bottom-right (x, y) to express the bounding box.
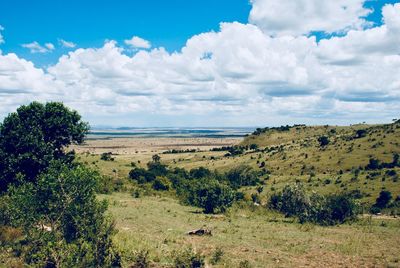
top-left (80, 122), bottom-right (400, 205)
top-left (102, 192), bottom-right (400, 267)
top-left (75, 122), bottom-right (400, 266)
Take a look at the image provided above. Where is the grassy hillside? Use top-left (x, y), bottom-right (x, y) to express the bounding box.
top-left (69, 122), bottom-right (400, 267)
top-left (79, 122), bottom-right (400, 205)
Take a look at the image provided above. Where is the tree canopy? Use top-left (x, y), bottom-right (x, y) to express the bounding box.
top-left (0, 102), bottom-right (89, 192)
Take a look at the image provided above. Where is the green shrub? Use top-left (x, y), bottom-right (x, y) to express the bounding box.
top-left (184, 179), bottom-right (235, 214)
top-left (210, 247), bottom-right (224, 265)
top-left (371, 190), bottom-right (393, 213)
top-left (225, 166), bottom-right (260, 189)
top-left (318, 136), bottom-right (329, 147)
top-left (129, 167), bottom-right (155, 183)
top-left (100, 152), bottom-right (114, 161)
top-left (152, 176), bottom-right (171, 191)
top-left (173, 247), bottom-right (205, 268)
top-left (5, 162), bottom-right (121, 267)
top-left (269, 183), bottom-right (359, 225)
top-left (131, 250), bottom-right (150, 268)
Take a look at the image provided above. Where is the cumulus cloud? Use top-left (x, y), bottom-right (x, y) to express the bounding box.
top-left (124, 36), bottom-right (151, 49)
top-left (1, 2), bottom-right (400, 126)
top-left (249, 0), bottom-right (371, 36)
top-left (21, 41), bottom-right (55, 53)
top-left (59, 39), bottom-right (76, 48)
top-left (0, 25), bottom-right (4, 44)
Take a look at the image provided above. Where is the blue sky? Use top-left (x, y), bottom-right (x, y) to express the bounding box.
top-left (0, 0), bottom-right (250, 66)
top-left (0, 0), bottom-right (395, 66)
top-left (0, 0), bottom-right (399, 127)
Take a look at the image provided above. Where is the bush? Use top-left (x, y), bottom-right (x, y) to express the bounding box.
top-left (189, 167), bottom-right (212, 179)
top-left (318, 136), bottom-right (329, 147)
top-left (5, 162), bottom-right (121, 267)
top-left (269, 183), bottom-right (359, 225)
top-left (147, 161), bottom-right (168, 177)
top-left (210, 247), bottom-right (224, 265)
top-left (129, 168), bottom-right (155, 184)
top-left (100, 152), bottom-right (114, 161)
top-left (130, 250), bottom-right (150, 268)
top-left (184, 179), bottom-right (235, 214)
top-left (152, 176), bottom-right (171, 191)
top-left (173, 247), bottom-right (205, 268)
top-left (374, 190), bottom-right (392, 209)
top-left (225, 166), bottom-right (260, 189)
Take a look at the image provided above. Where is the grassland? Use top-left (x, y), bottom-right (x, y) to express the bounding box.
top-left (78, 123), bottom-right (400, 205)
top-left (103, 193), bottom-right (400, 267)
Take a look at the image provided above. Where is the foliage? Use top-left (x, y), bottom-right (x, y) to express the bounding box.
top-left (317, 136), bottom-right (329, 147)
top-left (210, 247), bottom-right (224, 265)
top-left (225, 166), bottom-right (260, 189)
top-left (4, 162), bottom-right (121, 267)
top-left (173, 247), bottom-right (205, 268)
top-left (184, 179), bottom-right (236, 214)
top-left (130, 250), bottom-right (150, 268)
top-left (101, 152), bottom-right (115, 161)
top-left (152, 176), bottom-right (171, 191)
top-left (129, 167), bottom-right (155, 184)
top-left (373, 191), bottom-right (392, 210)
top-left (269, 183), bottom-right (359, 225)
top-left (0, 102), bottom-right (89, 192)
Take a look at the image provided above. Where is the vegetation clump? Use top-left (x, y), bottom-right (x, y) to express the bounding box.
top-left (269, 183), bottom-right (359, 225)
top-left (0, 102), bottom-right (120, 267)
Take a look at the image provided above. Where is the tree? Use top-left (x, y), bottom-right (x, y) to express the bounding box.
top-left (186, 179), bottom-right (235, 214)
top-left (0, 102), bottom-right (89, 192)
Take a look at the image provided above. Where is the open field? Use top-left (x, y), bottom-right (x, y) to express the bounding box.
top-left (69, 122), bottom-right (400, 266)
top-left (104, 192), bottom-right (400, 267)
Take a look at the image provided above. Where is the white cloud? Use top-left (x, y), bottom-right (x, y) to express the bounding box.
top-left (45, 43), bottom-right (55, 50)
top-left (1, 3), bottom-right (400, 126)
top-left (0, 25), bottom-right (4, 44)
top-left (124, 36), bottom-right (151, 49)
top-left (249, 0), bottom-right (371, 36)
top-left (59, 39), bottom-right (76, 48)
top-left (21, 41), bottom-right (55, 53)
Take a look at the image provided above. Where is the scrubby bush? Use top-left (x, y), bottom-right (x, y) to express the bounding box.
top-left (130, 250), bottom-right (150, 268)
top-left (189, 167), bottom-right (212, 179)
top-left (173, 247), bottom-right (205, 268)
top-left (318, 136), bottom-right (329, 147)
top-left (269, 183), bottom-right (359, 225)
top-left (184, 179), bottom-right (235, 214)
top-left (376, 191), bottom-right (392, 208)
top-left (100, 152), bottom-right (114, 161)
top-left (210, 247), bottom-right (224, 265)
top-left (225, 166), bottom-right (260, 189)
top-left (152, 176), bottom-right (171, 191)
top-left (129, 167), bottom-right (155, 184)
top-left (147, 161), bottom-right (168, 177)
top-left (5, 162), bottom-right (121, 267)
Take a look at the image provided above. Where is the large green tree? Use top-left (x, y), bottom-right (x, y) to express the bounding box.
top-left (0, 102), bottom-right (89, 192)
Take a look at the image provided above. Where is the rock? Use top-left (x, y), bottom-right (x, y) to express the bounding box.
top-left (187, 228), bottom-right (212, 236)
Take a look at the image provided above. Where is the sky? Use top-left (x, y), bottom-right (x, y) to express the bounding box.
top-left (0, 0), bottom-right (399, 127)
